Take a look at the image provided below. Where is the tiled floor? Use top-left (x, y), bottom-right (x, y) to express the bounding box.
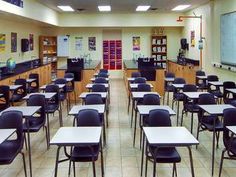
top-left (0, 78), bottom-right (236, 177)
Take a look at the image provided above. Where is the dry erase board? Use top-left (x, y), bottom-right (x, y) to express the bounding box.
top-left (221, 11), bottom-right (236, 66)
top-left (57, 36), bottom-right (69, 57)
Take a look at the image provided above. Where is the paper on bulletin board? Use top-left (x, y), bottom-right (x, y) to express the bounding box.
top-left (88, 37), bottom-right (96, 51)
top-left (57, 35), bottom-right (69, 57)
top-left (191, 31), bottom-right (195, 47)
top-left (29, 34), bottom-right (34, 51)
top-left (75, 37), bottom-right (83, 51)
top-left (133, 36), bottom-right (140, 51)
top-left (11, 32), bottom-right (17, 53)
top-left (0, 34), bottom-right (6, 53)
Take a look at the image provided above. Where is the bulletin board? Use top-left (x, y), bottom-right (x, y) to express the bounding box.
top-left (57, 36), bottom-right (69, 57)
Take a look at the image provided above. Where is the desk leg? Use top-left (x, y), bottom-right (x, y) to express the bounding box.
top-left (177, 101), bottom-right (179, 126)
top-left (131, 99), bottom-right (135, 128)
top-left (140, 135), bottom-right (145, 177)
top-left (54, 146), bottom-right (62, 177)
top-left (27, 119), bottom-right (33, 177)
top-left (59, 102), bottom-right (63, 127)
top-left (187, 146), bottom-right (195, 177)
top-left (211, 118), bottom-right (216, 176)
top-left (128, 92), bottom-right (130, 113)
top-left (133, 108), bottom-right (138, 147)
top-left (46, 113), bottom-right (50, 149)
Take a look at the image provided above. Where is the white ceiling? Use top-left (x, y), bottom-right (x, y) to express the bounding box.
top-left (37, 0), bottom-right (210, 13)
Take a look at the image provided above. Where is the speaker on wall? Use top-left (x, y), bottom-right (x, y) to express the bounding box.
top-left (21, 39), bottom-right (29, 52)
top-left (181, 38), bottom-right (189, 50)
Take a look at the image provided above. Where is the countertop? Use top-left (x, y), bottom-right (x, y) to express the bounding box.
top-left (123, 60), bottom-right (164, 69)
top-left (58, 60), bottom-right (101, 70)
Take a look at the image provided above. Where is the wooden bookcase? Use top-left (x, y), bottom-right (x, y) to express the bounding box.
top-left (151, 35), bottom-right (167, 68)
top-left (103, 40), bottom-right (122, 70)
top-left (39, 36), bottom-right (57, 75)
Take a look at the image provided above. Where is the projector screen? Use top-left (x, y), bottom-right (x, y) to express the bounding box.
top-left (221, 11), bottom-right (236, 66)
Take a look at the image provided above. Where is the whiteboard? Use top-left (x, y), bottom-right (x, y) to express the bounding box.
top-left (221, 12), bottom-right (236, 66)
top-left (57, 36), bottom-right (69, 57)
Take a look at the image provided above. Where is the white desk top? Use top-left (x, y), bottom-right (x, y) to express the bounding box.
top-left (196, 76), bottom-right (207, 79)
top-left (94, 73), bottom-right (109, 76)
top-left (165, 77), bottom-right (175, 82)
top-left (143, 127), bottom-right (199, 146)
top-left (26, 78), bottom-right (36, 83)
top-left (183, 92), bottom-right (209, 99)
top-left (90, 77), bottom-right (109, 82)
top-left (79, 92), bottom-right (107, 99)
top-left (0, 106), bottom-right (41, 116)
top-left (137, 105), bottom-right (176, 115)
top-left (9, 85), bottom-right (22, 90)
top-left (69, 104), bottom-right (105, 115)
top-left (86, 83), bottom-right (109, 89)
top-left (23, 92), bottom-right (56, 100)
top-left (199, 104), bottom-right (235, 115)
top-left (172, 84), bottom-right (185, 89)
top-left (226, 88), bottom-right (236, 94)
top-left (50, 127), bottom-right (102, 146)
top-left (226, 126), bottom-right (236, 134)
top-left (127, 77), bottom-right (147, 81)
top-left (40, 84), bottom-right (65, 90)
top-left (131, 92), bottom-right (160, 99)
top-left (52, 78), bottom-right (73, 82)
top-left (0, 93), bottom-right (3, 97)
top-left (129, 83), bottom-right (153, 89)
top-left (0, 129), bottom-right (16, 144)
top-left (208, 81), bottom-right (223, 86)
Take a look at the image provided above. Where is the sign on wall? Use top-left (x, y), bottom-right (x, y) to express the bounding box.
top-left (88, 37), bottom-right (96, 51)
top-left (29, 34), bottom-right (34, 51)
top-left (11, 32), bottom-right (17, 53)
top-left (75, 37), bottom-right (83, 51)
top-left (0, 34), bottom-right (6, 53)
top-left (133, 36), bottom-right (140, 51)
top-left (3, 0), bottom-right (23, 8)
top-left (191, 31), bottom-right (195, 47)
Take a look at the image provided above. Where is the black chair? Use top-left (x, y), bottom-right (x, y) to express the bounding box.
top-left (10, 78), bottom-right (27, 106)
top-left (196, 70), bottom-right (207, 90)
top-left (68, 109), bottom-right (104, 177)
top-left (223, 81), bottom-right (236, 104)
top-left (0, 111), bottom-right (27, 177)
top-left (100, 69), bottom-right (108, 73)
top-left (137, 83), bottom-right (151, 92)
top-left (219, 108), bottom-right (236, 177)
top-left (64, 72), bottom-right (77, 105)
top-left (134, 77), bottom-right (146, 84)
top-left (163, 72), bottom-right (175, 105)
top-left (91, 84), bottom-right (107, 92)
top-left (97, 72), bottom-right (108, 78)
top-left (131, 72), bottom-right (141, 78)
top-left (23, 95), bottom-right (49, 149)
top-left (143, 109), bottom-right (181, 177)
top-left (207, 75), bottom-right (223, 102)
top-left (196, 93), bottom-right (223, 148)
top-left (45, 84), bottom-right (62, 127)
top-left (0, 85), bottom-right (10, 111)
top-left (181, 84), bottom-right (199, 133)
top-left (55, 78), bottom-right (69, 112)
top-left (27, 73), bottom-right (39, 93)
top-left (94, 77), bottom-right (108, 84)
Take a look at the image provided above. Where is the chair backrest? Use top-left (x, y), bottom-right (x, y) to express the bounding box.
top-left (64, 72), bottom-right (74, 79)
top-left (27, 95), bottom-right (46, 125)
top-left (165, 72), bottom-right (175, 78)
top-left (29, 73), bottom-right (39, 91)
top-left (134, 77), bottom-right (146, 84)
top-left (137, 83), bottom-right (151, 92)
top-left (207, 75), bottom-right (219, 82)
top-left (196, 70), bottom-right (206, 76)
top-left (0, 110), bottom-right (23, 144)
top-left (183, 84), bottom-right (197, 92)
top-left (173, 77), bottom-right (186, 84)
top-left (97, 72), bottom-right (108, 78)
top-left (14, 78), bottom-right (27, 95)
top-left (92, 84), bottom-right (107, 92)
top-left (85, 94), bottom-right (103, 105)
top-left (55, 78), bottom-right (67, 93)
top-left (45, 84), bottom-right (60, 105)
top-left (143, 94), bottom-right (160, 105)
top-left (76, 109), bottom-right (101, 126)
top-left (223, 108), bottom-right (236, 152)
top-left (148, 109), bottom-right (171, 127)
top-left (100, 69), bottom-right (108, 73)
top-left (94, 77), bottom-right (107, 84)
top-left (198, 93), bottom-right (216, 105)
top-left (0, 85), bottom-right (10, 108)
top-left (131, 72), bottom-right (141, 78)
top-left (223, 81), bottom-right (236, 98)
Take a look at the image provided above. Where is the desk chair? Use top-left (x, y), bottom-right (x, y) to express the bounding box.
top-left (207, 75), bottom-right (223, 103)
top-left (27, 73), bottom-right (39, 93)
top-left (196, 70), bottom-right (207, 90)
top-left (131, 72), bottom-right (141, 78)
top-left (55, 78), bottom-right (69, 112)
top-left (10, 78), bottom-right (27, 106)
top-left (223, 81), bottom-right (236, 104)
top-left (163, 72), bottom-right (175, 105)
top-left (0, 85), bottom-right (10, 111)
top-left (65, 72), bottom-right (76, 105)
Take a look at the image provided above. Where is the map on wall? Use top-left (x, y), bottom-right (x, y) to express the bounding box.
top-left (3, 0), bottom-right (23, 8)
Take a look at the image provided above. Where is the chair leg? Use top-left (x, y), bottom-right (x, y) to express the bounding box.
top-left (92, 161), bottom-right (96, 177)
top-left (44, 126), bottom-right (49, 149)
top-left (73, 161), bottom-right (76, 177)
top-left (101, 144), bottom-right (104, 177)
top-left (21, 152), bottom-right (27, 177)
top-left (190, 112), bottom-right (194, 134)
top-left (103, 123), bottom-right (106, 146)
top-left (74, 91), bottom-right (77, 104)
top-left (145, 156), bottom-right (148, 177)
top-left (216, 131), bottom-right (220, 148)
top-left (163, 92), bottom-right (165, 105)
top-left (181, 110), bottom-right (184, 126)
top-left (24, 133), bottom-right (28, 150)
top-left (218, 149), bottom-right (226, 177)
top-left (68, 160), bottom-right (72, 176)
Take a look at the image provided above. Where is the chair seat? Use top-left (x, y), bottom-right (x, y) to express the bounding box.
top-left (0, 103), bottom-right (8, 112)
top-left (66, 86), bottom-right (74, 92)
top-left (45, 104), bottom-right (59, 113)
top-left (10, 94), bottom-right (24, 102)
top-left (165, 86), bottom-right (174, 92)
top-left (227, 138), bottom-right (236, 156)
top-left (147, 146), bottom-right (181, 163)
top-left (23, 117), bottom-right (44, 132)
top-left (174, 93), bottom-right (184, 101)
top-left (70, 145), bottom-right (100, 162)
top-left (184, 104), bottom-right (199, 113)
top-left (59, 93), bottom-right (66, 101)
top-left (27, 86), bottom-right (38, 93)
top-left (211, 90), bottom-right (223, 98)
top-left (0, 140), bottom-right (22, 164)
top-left (201, 115), bottom-right (224, 131)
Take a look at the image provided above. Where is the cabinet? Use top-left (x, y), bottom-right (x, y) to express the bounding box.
top-left (103, 40), bottom-right (122, 70)
top-left (39, 36), bottom-right (57, 76)
top-left (151, 35), bottom-right (167, 68)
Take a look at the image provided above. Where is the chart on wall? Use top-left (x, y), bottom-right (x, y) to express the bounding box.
top-left (57, 35), bottom-right (69, 57)
top-left (0, 34), bottom-right (6, 53)
top-left (11, 32), bottom-right (17, 53)
top-left (3, 0), bottom-right (23, 7)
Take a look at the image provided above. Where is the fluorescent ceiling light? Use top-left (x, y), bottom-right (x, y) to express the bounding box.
top-left (98, 6), bottom-right (111, 11)
top-left (57, 6), bottom-right (74, 11)
top-left (172, 5), bottom-right (191, 11)
top-left (136, 5), bottom-right (150, 11)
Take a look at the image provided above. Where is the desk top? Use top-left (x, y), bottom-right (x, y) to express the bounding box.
top-left (183, 92), bottom-right (209, 99)
top-left (26, 78), bottom-right (36, 83)
top-left (129, 83), bottom-right (154, 89)
top-left (165, 77), bottom-right (175, 82)
top-left (172, 84), bottom-right (185, 89)
top-left (0, 106), bottom-right (41, 116)
top-left (196, 76), bottom-right (207, 79)
top-left (52, 78), bottom-right (73, 82)
top-left (50, 127), bottom-right (102, 146)
top-left (127, 77), bottom-right (147, 81)
top-left (79, 92), bottom-right (107, 99)
top-left (86, 83), bottom-right (109, 89)
top-left (23, 92), bottom-right (56, 100)
top-left (131, 92), bottom-right (160, 99)
top-left (208, 81), bottom-right (223, 86)
top-left (226, 126), bottom-right (236, 134)
top-left (69, 104), bottom-right (105, 115)
top-left (226, 88), bottom-right (236, 94)
top-left (143, 127), bottom-right (199, 146)
top-left (40, 84), bottom-right (65, 90)
top-left (0, 129), bottom-right (16, 144)
top-left (137, 105), bottom-right (176, 115)
top-left (199, 104), bottom-right (235, 115)
top-left (90, 77), bottom-right (109, 82)
top-left (9, 85), bottom-right (22, 90)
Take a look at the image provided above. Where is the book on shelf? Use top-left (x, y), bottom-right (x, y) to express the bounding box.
top-left (162, 55), bottom-right (167, 60)
top-left (162, 47), bottom-right (166, 52)
top-left (157, 47), bottom-right (161, 52)
top-left (162, 38), bottom-right (167, 45)
top-left (156, 40), bottom-right (161, 45)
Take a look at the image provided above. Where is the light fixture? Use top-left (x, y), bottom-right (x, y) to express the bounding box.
top-left (136, 5), bottom-right (150, 11)
top-left (57, 6), bottom-right (74, 11)
top-left (98, 5), bottom-right (111, 11)
top-left (172, 5), bottom-right (191, 11)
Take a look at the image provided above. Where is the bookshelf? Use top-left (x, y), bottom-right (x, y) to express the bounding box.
top-left (103, 40), bottom-right (122, 70)
top-left (39, 36), bottom-right (57, 75)
top-left (151, 35), bottom-right (167, 68)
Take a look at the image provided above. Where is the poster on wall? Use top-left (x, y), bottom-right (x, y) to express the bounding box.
top-left (133, 36), bottom-right (140, 51)
top-left (0, 34), bottom-right (6, 53)
top-left (75, 37), bottom-right (83, 51)
top-left (29, 34), bottom-right (34, 50)
top-left (3, 0), bottom-right (23, 8)
top-left (88, 37), bottom-right (96, 51)
top-left (11, 32), bottom-right (17, 53)
top-left (191, 31), bottom-right (195, 47)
